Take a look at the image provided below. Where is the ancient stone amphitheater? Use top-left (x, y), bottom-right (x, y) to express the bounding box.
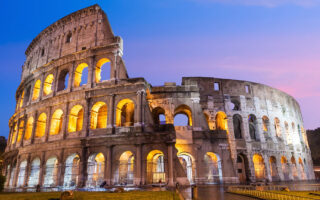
top-left (3, 4), bottom-right (314, 191)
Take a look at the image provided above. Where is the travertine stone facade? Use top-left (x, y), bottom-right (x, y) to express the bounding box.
top-left (3, 4), bottom-right (314, 191)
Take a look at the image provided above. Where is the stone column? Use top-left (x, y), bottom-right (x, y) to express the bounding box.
top-left (38, 152), bottom-right (46, 187)
top-left (52, 67), bottom-right (59, 96)
top-left (38, 73), bottom-right (45, 101)
top-left (57, 149), bottom-right (65, 186)
top-left (45, 107), bottom-right (52, 142)
top-left (79, 146), bottom-right (88, 188)
top-left (110, 53), bottom-right (117, 80)
top-left (23, 154), bottom-right (32, 187)
top-left (31, 111), bottom-right (38, 144)
top-left (62, 102), bottom-right (69, 139)
top-left (167, 143), bottom-right (174, 187)
top-left (256, 117), bottom-right (266, 143)
top-left (106, 145), bottom-right (112, 185)
top-left (262, 154), bottom-right (272, 182)
top-left (87, 56), bottom-right (95, 89)
top-left (20, 115), bottom-right (28, 147)
top-left (134, 90), bottom-right (144, 128)
top-left (135, 144), bottom-right (142, 185)
top-left (107, 94), bottom-right (115, 131)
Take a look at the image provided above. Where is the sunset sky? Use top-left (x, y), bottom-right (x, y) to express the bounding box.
top-left (0, 0), bottom-right (320, 137)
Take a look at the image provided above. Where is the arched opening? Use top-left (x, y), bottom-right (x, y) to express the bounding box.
top-left (17, 160), bottom-right (27, 187)
top-left (147, 150), bottom-right (166, 184)
top-left (90, 102), bottom-right (107, 129)
top-left (11, 124), bottom-right (18, 144)
top-left (24, 86), bottom-right (31, 105)
top-left (28, 158), bottom-right (40, 187)
top-left (43, 157), bottom-right (59, 187)
top-left (281, 156), bottom-right (290, 181)
top-left (291, 156), bottom-right (298, 180)
top-left (230, 99), bottom-right (240, 111)
top-left (152, 107), bottom-right (166, 125)
top-left (24, 117), bottom-right (34, 140)
top-left (17, 120), bottom-right (25, 143)
top-left (298, 157), bottom-right (306, 180)
top-left (68, 105), bottom-right (84, 132)
top-left (262, 116), bottom-right (270, 133)
top-left (66, 32), bottom-right (72, 43)
top-left (204, 152), bottom-right (222, 184)
top-left (178, 152), bottom-right (194, 184)
top-left (49, 109), bottom-right (63, 135)
top-left (95, 58), bottom-right (111, 83)
top-left (274, 118), bottom-right (282, 138)
top-left (74, 63), bottom-right (89, 87)
top-left (32, 80), bottom-right (41, 100)
top-left (9, 164), bottom-right (16, 187)
top-left (4, 165), bottom-right (10, 187)
top-left (43, 74), bottom-right (54, 96)
top-left (174, 105), bottom-right (192, 127)
top-left (117, 151), bottom-right (135, 185)
top-left (57, 69), bottom-right (69, 91)
top-left (216, 111), bottom-right (228, 133)
top-left (35, 113), bottom-right (47, 138)
top-left (248, 114), bottom-right (258, 140)
top-left (237, 154), bottom-right (248, 183)
top-left (86, 153), bottom-right (105, 188)
top-left (63, 154), bottom-right (80, 188)
top-left (233, 114), bottom-right (242, 139)
top-left (284, 122), bottom-right (291, 144)
top-left (19, 91), bottom-right (24, 108)
top-left (252, 154), bottom-right (266, 181)
top-left (269, 156), bottom-right (280, 181)
top-left (116, 99), bottom-right (135, 127)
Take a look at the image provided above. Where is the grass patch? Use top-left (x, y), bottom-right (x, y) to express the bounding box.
top-left (0, 191), bottom-right (180, 200)
top-left (230, 190), bottom-right (320, 200)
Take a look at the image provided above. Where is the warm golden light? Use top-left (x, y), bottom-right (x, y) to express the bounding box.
top-left (74, 63), bottom-right (88, 87)
top-left (17, 120), bottom-right (25, 142)
top-left (49, 109), bottom-right (63, 135)
top-left (253, 154), bottom-right (265, 180)
top-left (35, 113), bottom-right (47, 138)
top-left (24, 117), bottom-right (34, 140)
top-left (95, 58), bottom-right (110, 83)
top-left (32, 80), bottom-right (41, 101)
top-left (68, 105), bottom-right (84, 132)
top-left (262, 116), bottom-right (269, 132)
top-left (216, 111), bottom-right (228, 132)
top-left (274, 117), bottom-right (281, 137)
top-left (204, 113), bottom-right (214, 130)
top-left (90, 102), bottom-right (107, 129)
top-left (43, 74), bottom-right (54, 96)
top-left (116, 99), bottom-right (135, 127)
top-left (11, 124), bottom-right (18, 144)
top-left (19, 91), bottom-right (25, 108)
top-left (174, 104), bottom-right (193, 126)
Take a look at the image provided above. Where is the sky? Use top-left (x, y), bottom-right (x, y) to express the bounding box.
top-left (0, 0), bottom-right (320, 138)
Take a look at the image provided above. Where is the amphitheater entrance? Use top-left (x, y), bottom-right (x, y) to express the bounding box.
top-left (17, 160), bottom-right (27, 187)
top-left (86, 153), bottom-right (105, 188)
top-left (269, 156), bottom-right (280, 181)
top-left (203, 152), bottom-right (222, 184)
top-left (116, 151), bottom-right (135, 185)
top-left (147, 150), bottom-right (166, 184)
top-left (9, 164), bottom-right (16, 188)
top-left (178, 152), bottom-right (194, 184)
top-left (253, 154), bottom-right (266, 181)
top-left (63, 154), bottom-right (80, 188)
top-left (298, 158), bottom-right (306, 180)
top-left (291, 157), bottom-right (299, 180)
top-left (237, 154), bottom-right (248, 184)
top-left (43, 157), bottom-right (59, 187)
top-left (281, 156), bottom-right (290, 181)
top-left (28, 158), bottom-right (40, 187)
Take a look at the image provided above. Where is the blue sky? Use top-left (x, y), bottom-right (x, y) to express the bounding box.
top-left (1, 0), bottom-right (320, 138)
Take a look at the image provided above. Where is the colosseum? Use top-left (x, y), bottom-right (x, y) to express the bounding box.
top-left (2, 4), bottom-right (315, 191)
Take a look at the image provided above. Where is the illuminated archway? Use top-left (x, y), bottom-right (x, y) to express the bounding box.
top-left (274, 118), bottom-right (282, 138)
top-left (49, 109), bottom-right (63, 135)
top-left (63, 153), bottom-right (80, 188)
top-left (253, 154), bottom-right (266, 180)
top-left (298, 157), bottom-right (306, 180)
top-left (17, 120), bottom-right (25, 143)
top-left (269, 156), bottom-right (280, 181)
top-left (43, 74), bottom-right (54, 96)
top-left (19, 91), bottom-right (24, 108)
top-left (216, 112), bottom-right (228, 132)
top-left (147, 150), bottom-right (165, 184)
top-left (35, 113), bottom-right (47, 138)
top-left (11, 124), bottom-right (18, 144)
top-left (204, 152), bottom-right (222, 184)
top-left (32, 80), bottom-right (41, 100)
top-left (174, 105), bottom-right (192, 126)
top-left (291, 156), bottom-right (298, 180)
top-left (74, 63), bottom-right (89, 87)
top-left (68, 105), bottom-right (84, 132)
top-left (178, 152), bottom-right (194, 184)
top-left (262, 116), bottom-right (270, 133)
top-left (86, 153), bottom-right (105, 188)
top-left (17, 160), bottom-right (27, 187)
top-left (95, 58), bottom-right (111, 83)
top-left (116, 99), bottom-right (135, 127)
top-left (90, 102), bottom-right (107, 129)
top-left (24, 117), bottom-right (34, 140)
top-left (117, 151), bottom-right (135, 185)
top-left (9, 164), bottom-right (16, 187)
top-left (43, 157), bottom-right (59, 187)
top-left (27, 158), bottom-right (40, 187)
top-left (281, 156), bottom-right (290, 180)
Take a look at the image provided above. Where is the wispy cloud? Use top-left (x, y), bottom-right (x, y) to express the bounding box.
top-left (191, 0), bottom-right (320, 7)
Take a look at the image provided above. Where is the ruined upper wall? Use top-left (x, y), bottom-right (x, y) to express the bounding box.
top-left (22, 4), bottom-right (116, 81)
